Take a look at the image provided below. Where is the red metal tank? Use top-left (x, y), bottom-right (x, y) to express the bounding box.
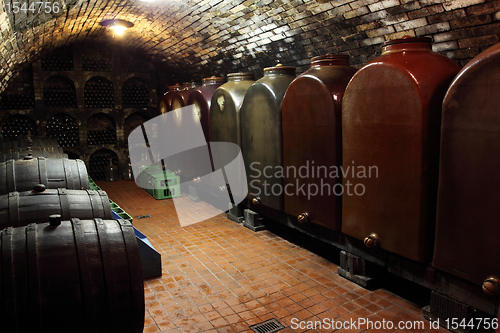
top-left (282, 54), bottom-right (356, 230)
top-left (241, 64), bottom-right (296, 212)
top-left (171, 82), bottom-right (200, 111)
top-left (434, 42), bottom-right (500, 291)
top-left (342, 36), bottom-right (461, 262)
top-left (158, 84), bottom-right (180, 115)
top-left (187, 76), bottom-right (226, 144)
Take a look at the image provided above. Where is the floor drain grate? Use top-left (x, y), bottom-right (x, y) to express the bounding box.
top-left (135, 214), bottom-right (152, 219)
top-left (250, 318), bottom-right (285, 333)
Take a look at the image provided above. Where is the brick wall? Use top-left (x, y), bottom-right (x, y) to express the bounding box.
top-left (0, 0), bottom-right (499, 93)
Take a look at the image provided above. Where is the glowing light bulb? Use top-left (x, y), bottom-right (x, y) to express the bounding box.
top-left (110, 25), bottom-right (127, 36)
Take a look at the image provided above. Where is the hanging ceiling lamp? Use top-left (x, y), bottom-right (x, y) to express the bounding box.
top-left (100, 19), bottom-right (134, 37)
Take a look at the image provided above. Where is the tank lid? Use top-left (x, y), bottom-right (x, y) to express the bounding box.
top-left (227, 72), bottom-right (255, 81)
top-left (202, 76), bottom-right (225, 84)
top-left (168, 83), bottom-right (181, 91)
top-left (383, 36), bottom-right (432, 47)
top-left (311, 54), bottom-right (350, 66)
top-left (382, 36), bottom-right (432, 54)
top-left (264, 63), bottom-right (296, 75)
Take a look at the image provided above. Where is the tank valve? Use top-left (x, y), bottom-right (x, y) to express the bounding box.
top-left (193, 177), bottom-right (201, 183)
top-left (219, 185), bottom-right (226, 192)
top-left (252, 197), bottom-right (260, 206)
top-left (174, 169), bottom-right (181, 175)
top-left (364, 233), bottom-right (380, 248)
top-left (49, 214), bottom-right (62, 227)
top-left (482, 276), bottom-right (500, 296)
top-left (33, 184), bottom-right (46, 193)
top-left (297, 213), bottom-right (309, 224)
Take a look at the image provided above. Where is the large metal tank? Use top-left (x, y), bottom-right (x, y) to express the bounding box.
top-left (434, 42), bottom-right (500, 291)
top-left (171, 82), bottom-right (200, 111)
top-left (342, 36), bottom-right (461, 262)
top-left (282, 54), bottom-right (356, 230)
top-left (157, 84), bottom-right (180, 115)
top-left (241, 64), bottom-right (296, 212)
top-left (187, 76), bottom-right (225, 144)
top-left (210, 72), bottom-right (255, 147)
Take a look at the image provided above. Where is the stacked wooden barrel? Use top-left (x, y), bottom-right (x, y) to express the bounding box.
top-left (0, 134), bottom-right (145, 333)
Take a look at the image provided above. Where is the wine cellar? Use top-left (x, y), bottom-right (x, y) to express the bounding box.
top-left (0, 44), bottom-right (162, 180)
top-left (1, 1), bottom-right (500, 333)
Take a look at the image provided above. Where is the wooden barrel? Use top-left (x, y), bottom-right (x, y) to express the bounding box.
top-left (0, 148), bottom-right (67, 162)
top-left (0, 218), bottom-right (144, 333)
top-left (0, 157), bottom-right (90, 195)
top-left (0, 188), bottom-right (113, 229)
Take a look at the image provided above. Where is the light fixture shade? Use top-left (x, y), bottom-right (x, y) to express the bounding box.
top-left (100, 19), bottom-right (134, 34)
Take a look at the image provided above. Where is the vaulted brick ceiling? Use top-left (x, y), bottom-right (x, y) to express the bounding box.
top-left (0, 0), bottom-right (499, 92)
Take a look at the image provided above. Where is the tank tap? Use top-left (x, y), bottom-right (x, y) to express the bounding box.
top-left (364, 233), bottom-right (380, 248)
top-left (482, 276), bottom-right (500, 296)
top-left (252, 197), bottom-right (260, 206)
top-left (297, 212), bottom-right (309, 224)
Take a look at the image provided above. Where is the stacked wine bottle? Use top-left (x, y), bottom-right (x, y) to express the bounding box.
top-left (122, 84), bottom-right (149, 107)
top-left (87, 126), bottom-right (116, 145)
top-left (1, 115), bottom-right (37, 138)
top-left (84, 79), bottom-right (114, 108)
top-left (46, 114), bottom-right (79, 147)
top-left (88, 152), bottom-right (118, 180)
top-left (41, 56), bottom-right (74, 71)
top-left (44, 87), bottom-right (77, 107)
top-left (0, 93), bottom-right (35, 109)
top-left (83, 56), bottom-right (112, 72)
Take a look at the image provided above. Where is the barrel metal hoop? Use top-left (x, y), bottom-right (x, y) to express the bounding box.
top-left (63, 158), bottom-right (74, 190)
top-left (26, 223), bottom-right (41, 330)
top-left (38, 157), bottom-right (48, 187)
top-left (98, 190), bottom-right (113, 218)
top-left (95, 218), bottom-right (119, 328)
top-left (86, 189), bottom-right (99, 218)
top-left (8, 192), bottom-right (20, 227)
top-left (57, 188), bottom-right (71, 220)
top-left (76, 160), bottom-right (87, 189)
top-left (1, 227), bottom-right (15, 327)
top-left (6, 159), bottom-right (15, 193)
top-left (118, 220), bottom-right (145, 332)
top-left (71, 218), bottom-right (97, 331)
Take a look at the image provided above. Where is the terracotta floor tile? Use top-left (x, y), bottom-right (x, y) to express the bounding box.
top-left (94, 180), bottom-right (449, 333)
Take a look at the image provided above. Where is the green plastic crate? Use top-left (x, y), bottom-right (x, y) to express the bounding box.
top-left (140, 168), bottom-right (181, 200)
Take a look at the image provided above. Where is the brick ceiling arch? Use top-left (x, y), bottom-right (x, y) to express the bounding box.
top-left (0, 0), bottom-right (499, 92)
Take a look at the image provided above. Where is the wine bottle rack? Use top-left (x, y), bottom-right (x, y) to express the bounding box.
top-left (0, 93), bottom-right (35, 109)
top-left (84, 78), bottom-right (114, 108)
top-left (44, 88), bottom-right (77, 107)
top-left (41, 56), bottom-right (74, 71)
top-left (122, 84), bottom-right (149, 107)
top-left (82, 56), bottom-right (112, 72)
top-left (87, 126), bottom-right (116, 145)
top-left (46, 114), bottom-right (79, 147)
top-left (88, 150), bottom-right (118, 180)
top-left (1, 114), bottom-right (38, 138)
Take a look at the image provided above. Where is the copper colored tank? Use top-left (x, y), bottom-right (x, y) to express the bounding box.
top-left (171, 82), bottom-right (200, 111)
top-left (282, 54), bottom-right (356, 230)
top-left (342, 36), bottom-right (461, 262)
top-left (241, 64), bottom-right (296, 212)
top-left (187, 76), bottom-right (226, 143)
top-left (158, 84), bottom-right (180, 115)
top-left (434, 42), bottom-right (500, 288)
